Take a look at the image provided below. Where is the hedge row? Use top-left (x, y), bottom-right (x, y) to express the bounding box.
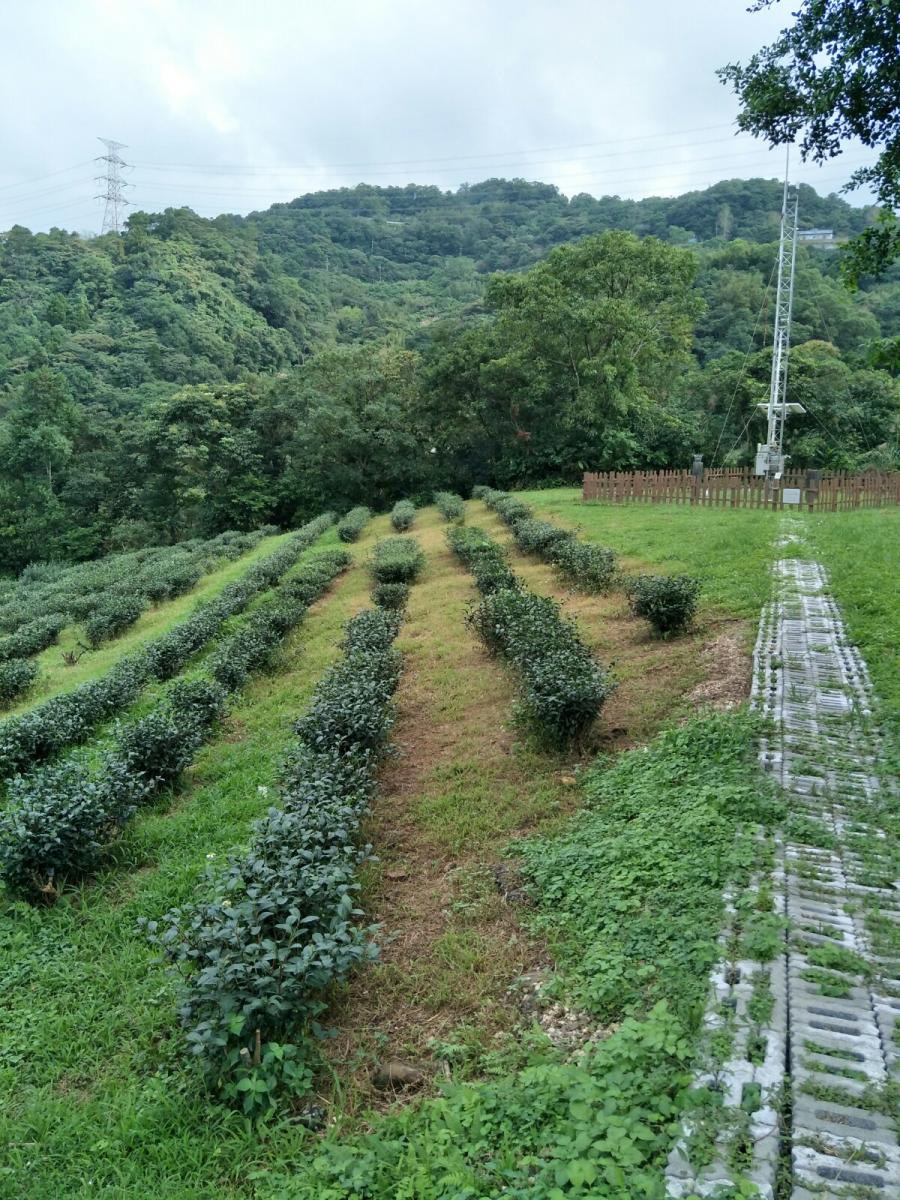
top-left (0, 516), bottom-right (335, 781)
top-left (389, 499), bottom-right (416, 532)
top-left (370, 536), bottom-right (425, 585)
top-left (478, 488), bottom-right (616, 593)
top-left (448, 525), bottom-right (613, 747)
top-left (0, 659), bottom-right (38, 704)
top-left (434, 491), bottom-right (465, 522)
top-left (0, 527), bottom-right (278, 639)
top-left (0, 549), bottom-right (349, 902)
top-left (446, 526), bottom-right (518, 595)
top-left (479, 489), bottom-right (701, 635)
top-left (337, 506), bottom-right (371, 543)
top-left (146, 605), bottom-right (408, 1115)
top-left (0, 613), bottom-right (67, 664)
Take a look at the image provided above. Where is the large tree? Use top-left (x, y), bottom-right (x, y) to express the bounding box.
top-left (719, 0), bottom-right (900, 279)
top-left (426, 232), bottom-right (702, 482)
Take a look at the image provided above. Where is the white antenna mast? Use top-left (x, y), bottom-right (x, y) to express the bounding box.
top-left (755, 146), bottom-right (804, 485)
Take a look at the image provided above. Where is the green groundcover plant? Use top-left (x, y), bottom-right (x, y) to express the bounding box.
top-left (258, 711), bottom-right (779, 1200)
top-left (146, 605), bottom-right (410, 1118)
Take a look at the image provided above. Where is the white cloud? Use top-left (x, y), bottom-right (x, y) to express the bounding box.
top-left (0, 0), bottom-right (880, 231)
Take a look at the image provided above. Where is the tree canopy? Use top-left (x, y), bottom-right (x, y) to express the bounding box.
top-left (719, 0), bottom-right (900, 279)
top-left (0, 176), bottom-right (897, 570)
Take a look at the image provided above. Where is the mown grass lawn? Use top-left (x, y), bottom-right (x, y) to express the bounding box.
top-left (804, 506), bottom-right (899, 763)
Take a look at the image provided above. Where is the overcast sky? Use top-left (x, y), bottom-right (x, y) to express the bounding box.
top-left (0, 0), bottom-right (879, 234)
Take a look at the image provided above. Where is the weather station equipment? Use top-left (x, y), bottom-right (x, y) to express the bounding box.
top-left (755, 149), bottom-right (805, 491)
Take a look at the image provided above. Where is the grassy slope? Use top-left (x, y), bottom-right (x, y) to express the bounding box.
top-left (803, 507), bottom-right (899, 760)
top-left (2, 533), bottom-right (291, 716)
top-left (0, 526), bottom-right (372, 1200)
top-left (0, 502), bottom-right (776, 1198)
top-left (474, 499), bottom-right (756, 745)
top-left (519, 486), bottom-right (777, 617)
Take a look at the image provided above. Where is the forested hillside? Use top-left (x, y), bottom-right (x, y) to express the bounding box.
top-left (1, 177), bottom-right (898, 569)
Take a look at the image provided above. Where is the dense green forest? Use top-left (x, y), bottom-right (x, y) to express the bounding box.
top-left (1, 176), bottom-right (898, 569)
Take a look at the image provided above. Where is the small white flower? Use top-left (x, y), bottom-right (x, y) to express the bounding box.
top-left (222, 899), bottom-right (232, 908)
top-left (206, 853), bottom-right (216, 860)
top-left (257, 785), bottom-right (269, 796)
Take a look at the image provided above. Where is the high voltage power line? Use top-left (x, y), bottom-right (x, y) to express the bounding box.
top-left (0, 121), bottom-right (880, 230)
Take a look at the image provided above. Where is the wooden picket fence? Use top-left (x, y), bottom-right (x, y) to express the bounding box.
top-left (582, 469), bottom-right (900, 511)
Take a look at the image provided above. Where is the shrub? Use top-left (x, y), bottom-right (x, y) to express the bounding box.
top-left (147, 602), bottom-right (409, 1116)
top-left (209, 552), bottom-right (347, 692)
top-left (511, 517), bottom-right (572, 557)
top-left (0, 547), bottom-right (346, 901)
top-left (627, 574), bottom-right (701, 636)
top-left (470, 484), bottom-right (490, 499)
top-left (0, 757), bottom-right (142, 900)
top-left (434, 491), bottom-right (465, 522)
top-left (481, 489), bottom-right (532, 527)
top-left (389, 500), bottom-right (416, 532)
top-left (85, 594), bottom-right (147, 647)
top-left (294, 613), bottom-right (402, 757)
top-left (370, 537), bottom-right (425, 584)
top-left (467, 574), bottom-right (614, 747)
top-left (0, 515), bottom-right (337, 780)
top-left (0, 613), bottom-right (66, 663)
top-left (549, 539), bottom-right (617, 592)
top-left (446, 526), bottom-right (518, 595)
top-left (372, 581), bottom-right (409, 610)
top-left (337, 506), bottom-right (371, 543)
top-left (0, 658), bottom-right (38, 703)
top-left (114, 707), bottom-right (208, 790)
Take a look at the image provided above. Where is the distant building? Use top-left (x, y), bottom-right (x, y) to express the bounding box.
top-left (797, 228), bottom-right (837, 247)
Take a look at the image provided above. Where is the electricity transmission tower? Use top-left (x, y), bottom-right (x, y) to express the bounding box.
top-left (755, 148), bottom-right (804, 480)
top-left (95, 138), bottom-right (131, 234)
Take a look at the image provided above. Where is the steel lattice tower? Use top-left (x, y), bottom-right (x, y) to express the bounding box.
top-left (95, 138), bottom-right (131, 234)
top-left (755, 148), bottom-right (804, 478)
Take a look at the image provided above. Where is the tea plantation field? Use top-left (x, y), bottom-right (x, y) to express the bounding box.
top-left (0, 492), bottom-right (895, 1199)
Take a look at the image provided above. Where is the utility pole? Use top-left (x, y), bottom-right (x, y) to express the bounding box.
top-left (755, 147), bottom-right (804, 492)
top-left (95, 138), bottom-right (131, 234)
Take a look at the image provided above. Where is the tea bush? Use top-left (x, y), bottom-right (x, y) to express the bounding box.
top-left (85, 594), bottom-right (148, 648)
top-left (628, 574), bottom-right (701, 636)
top-left (372, 581), bottom-right (409, 610)
top-left (480, 488), bottom-right (532, 527)
top-left (0, 550), bottom-right (347, 901)
top-left (511, 517), bottom-right (571, 557)
top-left (0, 757), bottom-right (141, 899)
top-left (434, 491), bottom-right (465, 522)
top-left (0, 658), bottom-right (38, 704)
top-left (147, 605), bottom-right (409, 1116)
top-left (0, 515), bottom-right (336, 780)
top-left (337, 506), bottom-right (371, 543)
top-left (0, 613), bottom-right (66, 663)
top-left (549, 539), bottom-right (617, 592)
top-left (389, 499), bottom-right (416, 532)
top-left (0, 526), bottom-right (277, 640)
top-left (478, 488), bottom-right (618, 592)
top-left (370, 536), bottom-right (425, 584)
top-left (467, 569), bottom-right (613, 747)
top-left (446, 526), bottom-right (518, 594)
